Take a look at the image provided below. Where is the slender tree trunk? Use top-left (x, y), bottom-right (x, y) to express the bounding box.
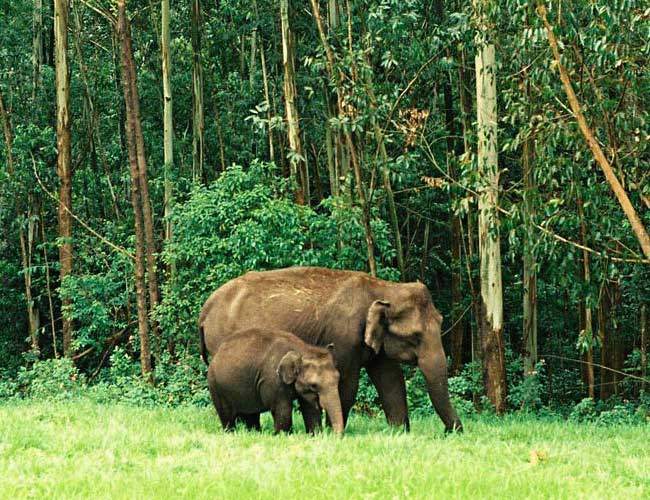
top-left (642, 305), bottom-right (647, 393)
top-left (539, 5), bottom-right (650, 260)
top-left (599, 281), bottom-right (613, 400)
top-left (475, 0), bottom-right (506, 414)
top-left (280, 0), bottom-right (308, 204)
top-left (117, 0), bottom-right (152, 377)
top-left (40, 208), bottom-right (58, 357)
top-left (55, 0), bottom-right (73, 357)
top-left (254, 0), bottom-right (274, 164)
top-left (431, 0), bottom-right (464, 373)
top-left (32, 0), bottom-right (44, 102)
top-left (599, 279), bottom-right (623, 400)
top-left (577, 193), bottom-right (594, 398)
top-left (191, 0), bottom-right (205, 182)
top-left (309, 0), bottom-right (376, 275)
top-left (362, 75), bottom-right (405, 279)
top-left (124, 12), bottom-right (161, 358)
top-left (162, 0), bottom-right (174, 245)
top-left (522, 131), bottom-right (538, 376)
top-left (0, 92), bottom-right (41, 353)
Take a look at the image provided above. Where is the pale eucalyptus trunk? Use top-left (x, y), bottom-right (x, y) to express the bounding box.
top-left (162, 0), bottom-right (174, 242)
top-left (55, 0), bottom-right (74, 357)
top-left (475, 0), bottom-right (506, 414)
top-left (280, 0), bottom-right (308, 205)
top-left (32, 0), bottom-right (44, 102)
top-left (191, 0), bottom-right (205, 181)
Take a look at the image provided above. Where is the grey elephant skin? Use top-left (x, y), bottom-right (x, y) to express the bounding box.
top-left (207, 328), bottom-right (344, 434)
top-left (199, 266), bottom-right (462, 432)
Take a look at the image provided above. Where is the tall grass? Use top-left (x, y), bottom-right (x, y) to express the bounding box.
top-left (0, 400), bottom-right (648, 499)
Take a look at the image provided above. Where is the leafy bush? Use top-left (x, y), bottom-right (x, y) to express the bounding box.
top-left (158, 160), bottom-right (397, 349)
top-left (508, 360), bottom-right (546, 411)
top-left (568, 396), bottom-right (650, 425)
top-left (14, 358), bottom-right (85, 400)
top-left (88, 348), bottom-right (209, 407)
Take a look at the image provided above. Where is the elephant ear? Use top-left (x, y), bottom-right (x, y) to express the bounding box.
top-left (364, 300), bottom-right (390, 354)
top-left (277, 350), bottom-right (303, 385)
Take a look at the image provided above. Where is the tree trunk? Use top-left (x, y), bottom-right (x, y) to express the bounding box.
top-left (32, 0), bottom-right (44, 102)
top-left (117, 0), bottom-right (152, 377)
top-left (522, 130), bottom-right (538, 376)
top-left (577, 193), bottom-right (594, 398)
top-left (55, 0), bottom-right (73, 357)
top-left (599, 281), bottom-right (612, 400)
top-left (0, 92), bottom-right (41, 354)
top-left (309, 0), bottom-right (376, 276)
top-left (642, 305), bottom-right (647, 393)
top-left (191, 0), bottom-right (204, 182)
top-left (254, 0), bottom-right (274, 164)
top-left (280, 0), bottom-right (308, 205)
top-left (431, 0), bottom-right (464, 373)
top-left (162, 0), bottom-right (174, 243)
top-left (475, 0), bottom-right (506, 414)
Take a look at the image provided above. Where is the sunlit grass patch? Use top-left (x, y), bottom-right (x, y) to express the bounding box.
top-left (0, 400), bottom-right (648, 499)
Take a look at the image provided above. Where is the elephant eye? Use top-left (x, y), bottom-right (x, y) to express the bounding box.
top-left (309, 383), bottom-right (319, 392)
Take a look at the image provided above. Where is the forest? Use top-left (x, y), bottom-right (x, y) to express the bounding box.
top-left (1, 1), bottom-right (650, 492)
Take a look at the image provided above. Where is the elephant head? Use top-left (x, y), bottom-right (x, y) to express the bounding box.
top-left (364, 282), bottom-right (463, 432)
top-left (277, 346), bottom-right (344, 435)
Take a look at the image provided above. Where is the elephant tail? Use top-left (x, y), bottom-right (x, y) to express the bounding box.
top-left (199, 323), bottom-right (209, 365)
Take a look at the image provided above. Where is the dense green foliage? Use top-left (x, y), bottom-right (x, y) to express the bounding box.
top-left (1, 0), bottom-right (650, 415)
top-left (1, 399), bottom-right (649, 498)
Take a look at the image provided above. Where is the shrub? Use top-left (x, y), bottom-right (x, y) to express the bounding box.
top-left (158, 161), bottom-right (397, 351)
top-left (15, 358), bottom-right (84, 400)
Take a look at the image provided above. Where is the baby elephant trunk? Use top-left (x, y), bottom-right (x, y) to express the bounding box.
top-left (319, 387), bottom-right (345, 435)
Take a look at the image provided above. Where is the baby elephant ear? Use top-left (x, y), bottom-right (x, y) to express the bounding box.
top-left (364, 300), bottom-right (390, 354)
top-left (277, 351), bottom-right (303, 385)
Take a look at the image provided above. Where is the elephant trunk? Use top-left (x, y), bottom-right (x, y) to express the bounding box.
top-left (319, 388), bottom-right (345, 435)
top-left (419, 353), bottom-right (463, 433)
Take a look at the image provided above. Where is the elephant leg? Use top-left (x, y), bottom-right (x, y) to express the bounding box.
top-left (338, 367), bottom-right (361, 426)
top-left (299, 398), bottom-right (322, 434)
top-left (238, 413), bottom-right (261, 431)
top-left (272, 400), bottom-right (293, 434)
top-left (211, 393), bottom-right (236, 432)
top-left (365, 356), bottom-right (410, 430)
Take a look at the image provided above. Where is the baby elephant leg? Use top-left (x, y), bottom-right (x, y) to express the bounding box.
top-left (272, 400), bottom-right (294, 434)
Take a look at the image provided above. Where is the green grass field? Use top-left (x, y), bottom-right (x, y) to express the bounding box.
top-left (0, 400), bottom-right (648, 499)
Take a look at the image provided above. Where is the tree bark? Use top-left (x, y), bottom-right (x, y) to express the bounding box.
top-left (55, 0), bottom-right (73, 356)
top-left (253, 0), bottom-right (274, 165)
top-left (475, 0), bottom-right (506, 414)
top-left (577, 193), bottom-right (594, 398)
top-left (117, 0), bottom-right (152, 377)
top-left (539, 5), bottom-right (650, 260)
top-left (642, 304), bottom-right (647, 393)
top-left (522, 130), bottom-right (538, 376)
top-left (0, 92), bottom-right (41, 354)
top-left (280, 0), bottom-right (308, 204)
top-left (32, 0), bottom-right (44, 102)
top-left (162, 0), bottom-right (174, 243)
top-left (309, 0), bottom-right (376, 276)
top-left (431, 0), bottom-right (464, 373)
top-left (191, 0), bottom-right (204, 182)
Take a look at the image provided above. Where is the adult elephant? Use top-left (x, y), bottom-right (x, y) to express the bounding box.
top-left (198, 266), bottom-right (462, 432)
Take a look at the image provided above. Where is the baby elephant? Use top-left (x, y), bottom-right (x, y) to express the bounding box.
top-left (207, 328), bottom-right (344, 435)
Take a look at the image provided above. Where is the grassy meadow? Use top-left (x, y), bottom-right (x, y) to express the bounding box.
top-left (0, 399), bottom-right (648, 499)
